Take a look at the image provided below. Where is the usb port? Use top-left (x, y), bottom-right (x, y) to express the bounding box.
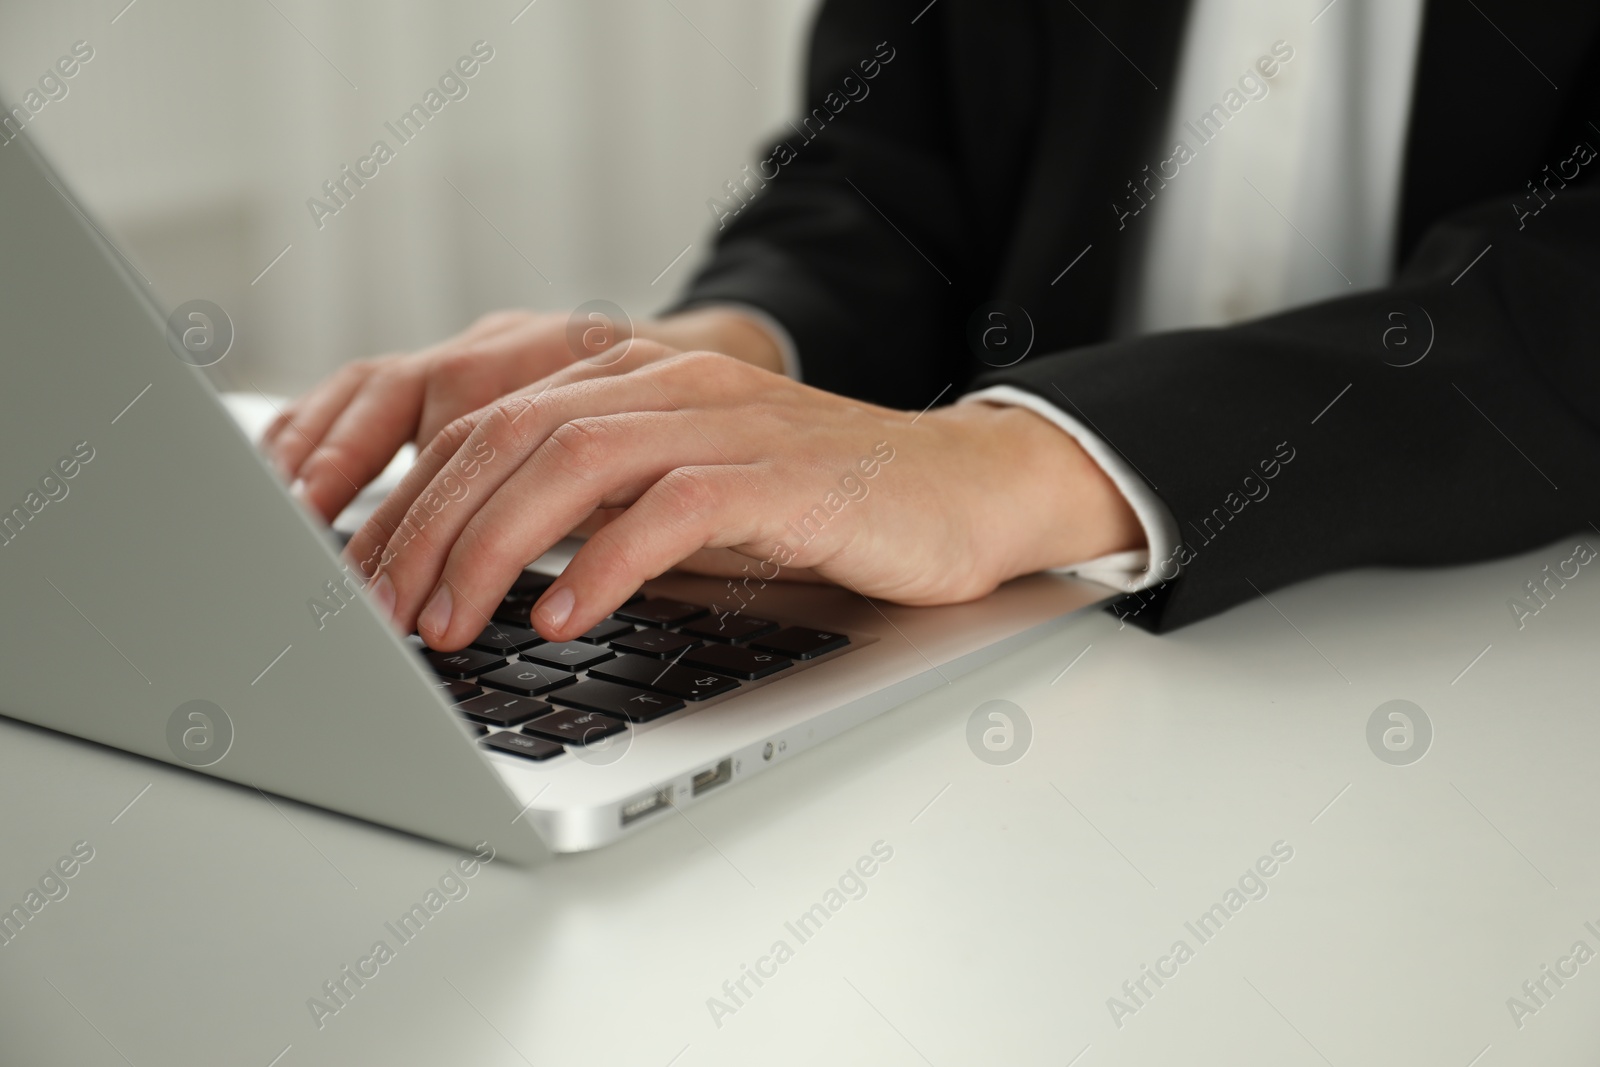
top-left (620, 786), bottom-right (672, 826)
top-left (691, 758), bottom-right (733, 796)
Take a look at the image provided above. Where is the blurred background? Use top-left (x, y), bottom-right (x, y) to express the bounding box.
top-left (0, 0), bottom-right (818, 395)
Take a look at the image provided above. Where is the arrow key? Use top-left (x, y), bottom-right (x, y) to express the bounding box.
top-left (681, 643), bottom-right (793, 680)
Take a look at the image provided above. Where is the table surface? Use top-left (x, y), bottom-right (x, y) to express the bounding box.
top-left (3, 534), bottom-right (1598, 1067)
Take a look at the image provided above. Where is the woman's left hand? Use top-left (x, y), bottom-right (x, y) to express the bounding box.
top-left (343, 341), bottom-right (1143, 650)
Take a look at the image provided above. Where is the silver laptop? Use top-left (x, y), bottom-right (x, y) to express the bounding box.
top-left (0, 126), bottom-right (1113, 863)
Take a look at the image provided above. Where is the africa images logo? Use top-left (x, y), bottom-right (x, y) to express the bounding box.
top-left (166, 700), bottom-right (233, 768)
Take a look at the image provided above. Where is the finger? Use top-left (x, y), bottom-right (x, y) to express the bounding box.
top-left (263, 362), bottom-right (374, 484)
top-left (529, 465), bottom-right (771, 641)
top-left (267, 312), bottom-right (523, 471)
top-left (344, 351), bottom-right (704, 599)
top-left (262, 391), bottom-right (320, 459)
top-left (515, 334), bottom-right (685, 394)
top-left (295, 363), bottom-right (427, 521)
top-left (349, 342), bottom-right (718, 564)
top-left (262, 362), bottom-right (371, 465)
top-left (407, 309), bottom-right (538, 371)
top-left (569, 507), bottom-right (622, 538)
top-left (416, 319), bottom-right (567, 442)
top-left (406, 410), bottom-right (745, 648)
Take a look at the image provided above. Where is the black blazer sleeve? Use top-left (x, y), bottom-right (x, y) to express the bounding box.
top-left (975, 188), bottom-right (1600, 632)
top-left (669, 0), bottom-right (974, 409)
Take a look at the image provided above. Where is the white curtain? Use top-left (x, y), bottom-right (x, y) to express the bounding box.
top-left (0, 0), bottom-right (818, 393)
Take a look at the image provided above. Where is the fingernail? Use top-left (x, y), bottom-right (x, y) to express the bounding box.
top-left (369, 573), bottom-right (396, 621)
top-left (419, 584), bottom-right (453, 638)
top-left (289, 477), bottom-right (309, 503)
top-left (537, 586), bottom-right (574, 632)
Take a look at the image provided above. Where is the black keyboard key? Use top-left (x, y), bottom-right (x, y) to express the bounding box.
top-left (522, 707), bottom-right (628, 746)
top-left (681, 614), bottom-right (779, 643)
top-left (491, 574), bottom-right (558, 623)
top-left (750, 627), bottom-right (850, 660)
top-left (681, 643), bottom-right (792, 680)
top-left (431, 678), bottom-right (483, 704)
top-left (456, 692), bottom-right (550, 727)
top-left (548, 680), bottom-right (685, 722)
top-left (481, 731), bottom-right (564, 761)
top-left (477, 661), bottom-right (575, 696)
top-left (589, 655), bottom-right (739, 700)
top-left (614, 598), bottom-right (708, 627)
top-left (492, 599), bottom-right (535, 626)
top-left (462, 722), bottom-right (489, 738)
top-left (577, 618), bottom-right (634, 644)
top-left (469, 624), bottom-right (546, 654)
top-left (609, 628), bottom-right (701, 659)
top-left (509, 571), bottom-right (557, 598)
top-left (520, 641), bottom-right (615, 671)
top-left (425, 647), bottom-right (508, 678)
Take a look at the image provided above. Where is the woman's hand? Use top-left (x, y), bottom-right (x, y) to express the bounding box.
top-left (261, 310), bottom-right (573, 521)
top-left (261, 306), bottom-right (782, 522)
top-left (343, 341), bottom-right (1143, 651)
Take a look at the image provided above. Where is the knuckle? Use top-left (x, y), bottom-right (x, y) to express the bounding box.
top-left (439, 413), bottom-right (480, 450)
top-left (433, 348), bottom-right (481, 377)
top-left (655, 467), bottom-right (721, 517)
top-left (362, 513), bottom-right (403, 549)
top-left (452, 517), bottom-right (517, 577)
top-left (659, 349), bottom-right (744, 391)
top-left (545, 418), bottom-right (614, 481)
top-left (435, 343), bottom-right (502, 382)
top-left (677, 348), bottom-right (736, 374)
top-left (367, 360), bottom-right (414, 392)
top-left (615, 337), bottom-right (678, 367)
top-left (425, 414), bottom-right (481, 463)
top-left (478, 402), bottom-right (533, 457)
top-left (384, 500), bottom-right (447, 563)
top-left (634, 338), bottom-right (675, 360)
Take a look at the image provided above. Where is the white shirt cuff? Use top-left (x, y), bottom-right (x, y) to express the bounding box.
top-left (709, 303), bottom-right (802, 381)
top-left (958, 384), bottom-right (1181, 594)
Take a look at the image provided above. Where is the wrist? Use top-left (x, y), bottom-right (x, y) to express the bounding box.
top-left (940, 402), bottom-right (1145, 583)
top-left (639, 307), bottom-right (784, 374)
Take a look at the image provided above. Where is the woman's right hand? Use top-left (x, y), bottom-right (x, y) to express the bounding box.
top-left (261, 310), bottom-right (588, 522)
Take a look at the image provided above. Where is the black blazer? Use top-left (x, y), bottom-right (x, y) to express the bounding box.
top-left (676, 0), bottom-right (1600, 631)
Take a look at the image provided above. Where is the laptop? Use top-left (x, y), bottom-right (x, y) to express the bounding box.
top-left (0, 124), bottom-right (1113, 863)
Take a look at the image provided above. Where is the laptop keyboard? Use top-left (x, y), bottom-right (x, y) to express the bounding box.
top-left (402, 575), bottom-right (857, 764)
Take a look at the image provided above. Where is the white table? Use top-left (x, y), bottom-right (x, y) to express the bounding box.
top-left (3, 537), bottom-right (1598, 1066)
